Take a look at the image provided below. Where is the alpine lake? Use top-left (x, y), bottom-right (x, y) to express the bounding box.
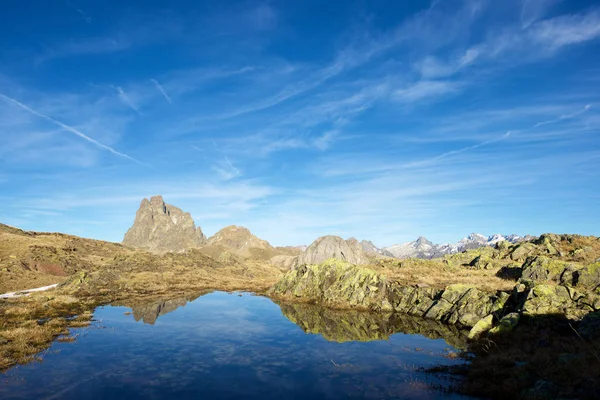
top-left (0, 291), bottom-right (476, 399)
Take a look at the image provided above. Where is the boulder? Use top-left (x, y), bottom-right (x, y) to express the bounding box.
top-left (468, 314), bottom-right (494, 340)
top-left (424, 284), bottom-right (509, 327)
top-left (521, 256), bottom-right (578, 283)
top-left (489, 312), bottom-right (520, 335)
top-left (575, 262), bottom-right (600, 291)
top-left (470, 254), bottom-right (494, 269)
top-left (521, 284), bottom-right (588, 319)
top-left (510, 242), bottom-right (537, 261)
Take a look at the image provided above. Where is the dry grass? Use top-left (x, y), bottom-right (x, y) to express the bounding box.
top-left (0, 295), bottom-right (95, 371)
top-left (370, 258), bottom-right (516, 292)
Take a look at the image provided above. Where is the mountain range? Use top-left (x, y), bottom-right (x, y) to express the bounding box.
top-left (383, 233), bottom-right (534, 259)
top-left (121, 195), bottom-right (533, 264)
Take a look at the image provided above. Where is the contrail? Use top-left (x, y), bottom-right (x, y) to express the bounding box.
top-left (0, 93), bottom-right (143, 164)
top-left (411, 104), bottom-right (593, 167)
top-left (150, 79), bottom-right (172, 104)
top-left (534, 104), bottom-right (593, 128)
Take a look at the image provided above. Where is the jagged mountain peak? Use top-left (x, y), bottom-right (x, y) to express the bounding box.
top-left (123, 195), bottom-right (206, 254)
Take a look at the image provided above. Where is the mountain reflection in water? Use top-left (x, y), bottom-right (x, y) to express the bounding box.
top-left (0, 292), bottom-right (472, 400)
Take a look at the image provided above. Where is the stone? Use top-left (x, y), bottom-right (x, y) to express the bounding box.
top-left (575, 262), bottom-right (600, 291)
top-left (521, 284), bottom-right (585, 319)
top-left (424, 284), bottom-right (509, 327)
top-left (489, 312), bottom-right (520, 335)
top-left (296, 236), bottom-right (370, 266)
top-left (510, 242), bottom-right (537, 261)
top-left (520, 256), bottom-right (576, 283)
top-left (470, 254), bottom-right (494, 269)
top-left (122, 195), bottom-right (206, 253)
top-left (468, 314), bottom-right (494, 340)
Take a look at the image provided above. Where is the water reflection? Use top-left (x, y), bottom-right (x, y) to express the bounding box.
top-left (0, 292), bottom-right (472, 400)
top-left (113, 292), bottom-right (210, 324)
top-left (277, 301), bottom-right (469, 349)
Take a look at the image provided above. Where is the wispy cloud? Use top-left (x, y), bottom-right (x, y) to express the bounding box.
top-left (394, 80), bottom-right (463, 102)
top-left (0, 93), bottom-right (142, 164)
top-left (114, 86), bottom-right (142, 115)
top-left (76, 8), bottom-right (92, 24)
top-left (150, 79), bottom-right (172, 104)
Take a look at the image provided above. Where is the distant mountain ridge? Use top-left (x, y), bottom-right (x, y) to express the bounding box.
top-left (384, 233), bottom-right (534, 259)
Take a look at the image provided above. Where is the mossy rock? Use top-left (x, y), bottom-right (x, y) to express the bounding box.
top-left (489, 312), bottom-right (519, 335)
top-left (468, 314), bottom-right (494, 340)
top-left (269, 258), bottom-right (393, 311)
top-left (575, 262), bottom-right (600, 291)
top-left (510, 243), bottom-right (537, 261)
top-left (424, 284), bottom-right (509, 328)
top-left (521, 256), bottom-right (579, 283)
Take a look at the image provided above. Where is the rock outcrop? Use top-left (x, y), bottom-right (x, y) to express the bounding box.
top-left (297, 236), bottom-right (370, 266)
top-left (269, 259), bottom-right (508, 328)
top-left (122, 195), bottom-right (206, 253)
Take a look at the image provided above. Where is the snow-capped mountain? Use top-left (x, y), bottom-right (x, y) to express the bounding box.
top-left (384, 233), bottom-right (533, 259)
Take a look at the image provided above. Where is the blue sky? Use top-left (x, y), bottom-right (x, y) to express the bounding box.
top-left (1, 0), bottom-right (599, 247)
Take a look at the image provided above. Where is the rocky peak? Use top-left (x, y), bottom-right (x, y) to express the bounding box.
top-left (360, 240), bottom-right (395, 258)
top-left (122, 195), bottom-right (206, 254)
top-left (297, 235), bottom-right (370, 266)
top-left (207, 225), bottom-right (274, 258)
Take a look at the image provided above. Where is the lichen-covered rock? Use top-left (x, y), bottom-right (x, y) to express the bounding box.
top-left (470, 254), bottom-right (494, 269)
top-left (270, 261), bottom-right (511, 328)
top-left (424, 284), bottom-right (509, 327)
top-left (521, 256), bottom-right (579, 283)
top-left (468, 314), bottom-right (494, 340)
top-left (575, 262), bottom-right (600, 291)
top-left (123, 195), bottom-right (206, 253)
top-left (269, 259), bottom-right (393, 310)
top-left (521, 284), bottom-right (588, 319)
top-left (390, 285), bottom-right (441, 316)
top-left (489, 312), bottom-right (520, 335)
top-left (510, 242), bottom-right (537, 261)
top-left (297, 236), bottom-right (370, 266)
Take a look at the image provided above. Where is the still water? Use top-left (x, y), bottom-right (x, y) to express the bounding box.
top-left (0, 292), bottom-right (474, 399)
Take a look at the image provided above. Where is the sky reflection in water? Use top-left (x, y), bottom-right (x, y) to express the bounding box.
top-left (0, 292), bottom-right (473, 399)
